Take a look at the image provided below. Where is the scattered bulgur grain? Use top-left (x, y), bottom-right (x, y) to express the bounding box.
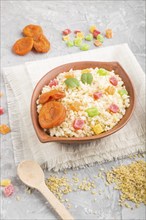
top-left (16, 196), bottom-right (20, 201)
top-left (106, 160), bottom-right (146, 206)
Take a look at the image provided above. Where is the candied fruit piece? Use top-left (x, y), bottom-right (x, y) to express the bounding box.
top-left (74, 38), bottom-right (82, 47)
top-left (81, 69), bottom-right (91, 74)
top-left (3, 184), bottom-right (14, 197)
top-left (109, 76), bottom-right (118, 86)
top-left (105, 29), bottom-right (113, 38)
top-left (97, 68), bottom-right (109, 76)
top-left (105, 86), bottom-right (115, 95)
top-left (85, 34), bottom-right (93, 41)
top-left (65, 73), bottom-right (74, 79)
top-left (0, 107), bottom-right (4, 115)
top-left (0, 124), bottom-right (11, 135)
top-left (69, 101), bottom-right (81, 112)
top-left (97, 34), bottom-right (104, 43)
top-left (63, 29), bottom-right (71, 35)
top-left (118, 89), bottom-right (128, 96)
top-left (73, 119), bottom-right (84, 130)
top-left (109, 104), bottom-right (119, 113)
top-left (76, 32), bottom-right (84, 39)
top-left (94, 40), bottom-right (102, 47)
top-left (62, 35), bottom-right (70, 41)
top-left (86, 107), bottom-right (99, 117)
top-left (93, 124), bottom-right (104, 134)
top-left (93, 30), bottom-right (100, 38)
top-left (80, 43), bottom-right (90, 51)
top-left (93, 92), bottom-right (103, 100)
top-left (89, 25), bottom-right (97, 33)
top-left (0, 179), bottom-right (11, 187)
top-left (66, 40), bottom-right (74, 47)
top-left (49, 79), bottom-right (58, 87)
top-left (74, 30), bottom-right (81, 34)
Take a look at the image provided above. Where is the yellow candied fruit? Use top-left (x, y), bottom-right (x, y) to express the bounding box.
top-left (62, 35), bottom-right (70, 41)
top-left (89, 25), bottom-right (97, 33)
top-left (64, 73), bottom-right (74, 79)
top-left (0, 92), bottom-right (3, 97)
top-left (105, 29), bottom-right (113, 38)
top-left (0, 179), bottom-right (11, 187)
top-left (105, 86), bottom-right (115, 95)
top-left (76, 32), bottom-right (84, 39)
top-left (0, 124), bottom-right (11, 135)
top-left (81, 69), bottom-right (91, 74)
top-left (93, 124), bottom-right (104, 134)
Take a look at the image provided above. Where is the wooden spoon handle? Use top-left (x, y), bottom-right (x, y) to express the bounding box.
top-left (38, 182), bottom-right (74, 220)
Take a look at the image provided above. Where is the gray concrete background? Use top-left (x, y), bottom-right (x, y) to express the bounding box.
top-left (1, 1), bottom-right (145, 220)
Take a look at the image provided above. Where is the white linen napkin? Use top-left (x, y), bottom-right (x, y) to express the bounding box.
top-left (3, 44), bottom-right (145, 171)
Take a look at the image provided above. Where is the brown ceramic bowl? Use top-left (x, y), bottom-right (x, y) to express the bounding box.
top-left (31, 61), bottom-right (135, 143)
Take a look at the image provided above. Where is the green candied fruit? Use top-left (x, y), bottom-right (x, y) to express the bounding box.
top-left (80, 43), bottom-right (90, 51)
top-left (85, 107), bottom-right (99, 117)
top-left (85, 34), bottom-right (93, 41)
top-left (118, 89), bottom-right (128, 96)
top-left (97, 68), bottom-right (109, 76)
top-left (66, 40), bottom-right (74, 47)
top-left (97, 34), bottom-right (104, 43)
top-left (74, 38), bottom-right (82, 47)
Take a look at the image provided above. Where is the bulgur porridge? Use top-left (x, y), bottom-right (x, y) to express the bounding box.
top-left (36, 67), bottom-right (130, 137)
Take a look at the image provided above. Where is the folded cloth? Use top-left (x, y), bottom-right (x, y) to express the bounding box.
top-left (3, 44), bottom-right (145, 171)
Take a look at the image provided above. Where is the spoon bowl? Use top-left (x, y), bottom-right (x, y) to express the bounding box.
top-left (17, 160), bottom-right (44, 188)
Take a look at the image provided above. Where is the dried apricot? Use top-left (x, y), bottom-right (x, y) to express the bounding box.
top-left (39, 101), bottom-right (66, 129)
top-left (12, 37), bottom-right (33, 55)
top-left (33, 34), bottom-right (50, 53)
top-left (39, 90), bottom-right (65, 104)
top-left (23, 24), bottom-right (43, 37)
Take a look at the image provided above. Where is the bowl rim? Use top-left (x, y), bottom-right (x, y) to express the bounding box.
top-left (31, 61), bottom-right (136, 143)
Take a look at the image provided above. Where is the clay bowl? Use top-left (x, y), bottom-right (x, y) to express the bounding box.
top-left (31, 61), bottom-right (135, 143)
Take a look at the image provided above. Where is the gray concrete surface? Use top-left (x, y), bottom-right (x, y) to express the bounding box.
top-left (1, 1), bottom-right (145, 220)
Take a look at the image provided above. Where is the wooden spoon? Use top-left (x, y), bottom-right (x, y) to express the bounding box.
top-left (17, 160), bottom-right (74, 220)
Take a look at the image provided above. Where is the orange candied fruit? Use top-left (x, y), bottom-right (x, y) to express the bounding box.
top-left (105, 29), bottom-right (113, 38)
top-left (0, 124), bottom-right (11, 135)
top-left (94, 40), bottom-right (102, 47)
top-left (69, 101), bottom-right (81, 112)
top-left (105, 86), bottom-right (115, 95)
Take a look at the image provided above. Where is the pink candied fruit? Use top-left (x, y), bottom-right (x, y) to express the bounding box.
top-left (49, 79), bottom-right (58, 87)
top-left (0, 107), bottom-right (4, 115)
top-left (93, 30), bottom-right (101, 38)
top-left (3, 184), bottom-right (14, 197)
top-left (62, 29), bottom-right (71, 35)
top-left (109, 104), bottom-right (119, 113)
top-left (109, 76), bottom-right (118, 86)
top-left (93, 92), bottom-right (103, 100)
top-left (73, 119), bottom-right (84, 130)
top-left (74, 30), bottom-right (81, 34)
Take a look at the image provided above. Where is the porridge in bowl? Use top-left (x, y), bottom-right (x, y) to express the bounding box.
top-left (37, 67), bottom-right (130, 138)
